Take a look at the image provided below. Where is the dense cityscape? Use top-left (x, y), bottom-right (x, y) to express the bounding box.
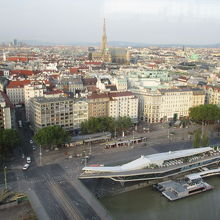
top-left (1, 2), bottom-right (220, 220)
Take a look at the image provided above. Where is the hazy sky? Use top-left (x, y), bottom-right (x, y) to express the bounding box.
top-left (1, 0), bottom-right (220, 44)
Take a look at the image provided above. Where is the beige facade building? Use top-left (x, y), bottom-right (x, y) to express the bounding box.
top-left (24, 83), bottom-right (45, 121)
top-left (204, 85), bottom-right (220, 105)
top-left (109, 91), bottom-right (138, 122)
top-left (29, 97), bottom-right (88, 131)
top-left (6, 80), bottom-right (31, 105)
top-left (135, 88), bottom-right (205, 123)
top-left (0, 92), bottom-right (14, 129)
top-left (87, 93), bottom-right (110, 118)
top-left (87, 91), bottom-right (138, 121)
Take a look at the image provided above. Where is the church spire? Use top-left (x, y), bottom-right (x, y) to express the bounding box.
top-left (101, 18), bottom-right (107, 56)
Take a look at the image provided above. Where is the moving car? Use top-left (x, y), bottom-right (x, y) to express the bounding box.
top-left (22, 164), bottom-right (30, 170)
top-left (26, 157), bottom-right (31, 163)
top-left (30, 140), bottom-right (33, 144)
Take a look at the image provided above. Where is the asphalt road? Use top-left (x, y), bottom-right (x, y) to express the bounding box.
top-left (0, 107), bottom-right (104, 220)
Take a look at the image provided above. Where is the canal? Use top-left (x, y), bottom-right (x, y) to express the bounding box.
top-left (101, 177), bottom-right (220, 220)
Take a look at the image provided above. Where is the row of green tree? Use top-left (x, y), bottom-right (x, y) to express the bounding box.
top-left (80, 116), bottom-right (133, 134)
top-left (34, 125), bottom-right (70, 150)
top-left (0, 129), bottom-right (20, 164)
top-left (189, 104), bottom-right (220, 124)
top-left (189, 104), bottom-right (220, 148)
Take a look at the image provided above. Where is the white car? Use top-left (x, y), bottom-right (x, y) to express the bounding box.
top-left (22, 164), bottom-right (30, 170)
top-left (30, 140), bottom-right (33, 144)
top-left (26, 157), bottom-right (31, 163)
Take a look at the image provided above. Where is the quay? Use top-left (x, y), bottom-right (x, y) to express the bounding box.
top-left (154, 177), bottom-right (213, 201)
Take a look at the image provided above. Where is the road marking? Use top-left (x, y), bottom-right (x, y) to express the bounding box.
top-left (49, 183), bottom-right (84, 220)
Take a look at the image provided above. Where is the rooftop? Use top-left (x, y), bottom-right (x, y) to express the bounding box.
top-left (82, 147), bottom-right (212, 173)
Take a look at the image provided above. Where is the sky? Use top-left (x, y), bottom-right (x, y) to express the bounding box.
top-left (0, 0), bottom-right (220, 45)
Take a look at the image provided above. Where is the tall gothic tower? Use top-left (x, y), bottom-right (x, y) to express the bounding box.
top-left (101, 18), bottom-right (107, 56)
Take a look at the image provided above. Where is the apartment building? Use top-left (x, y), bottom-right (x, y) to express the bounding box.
top-left (6, 80), bottom-right (31, 105)
top-left (87, 91), bottom-right (138, 121)
top-left (112, 77), bottom-right (128, 91)
top-left (135, 88), bottom-right (205, 123)
top-left (87, 93), bottom-right (110, 118)
top-left (0, 92), bottom-right (14, 129)
top-left (109, 91), bottom-right (138, 122)
top-left (24, 83), bottom-right (45, 121)
top-left (204, 85), bottom-right (220, 105)
top-left (29, 97), bottom-right (88, 131)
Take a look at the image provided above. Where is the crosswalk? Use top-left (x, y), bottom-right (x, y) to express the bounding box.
top-left (0, 170), bottom-right (79, 192)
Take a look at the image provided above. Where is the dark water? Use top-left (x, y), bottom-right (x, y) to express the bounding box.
top-left (101, 177), bottom-right (220, 220)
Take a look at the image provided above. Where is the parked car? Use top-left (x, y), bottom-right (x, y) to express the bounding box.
top-left (26, 157), bottom-right (31, 163)
top-left (30, 140), bottom-right (33, 144)
top-left (22, 164), bottom-right (30, 170)
top-left (32, 146), bottom-right (36, 151)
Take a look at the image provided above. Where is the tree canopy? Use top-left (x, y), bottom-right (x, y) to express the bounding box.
top-left (0, 129), bottom-right (20, 161)
top-left (81, 116), bottom-right (133, 135)
top-left (34, 125), bottom-right (71, 150)
top-left (189, 104), bottom-right (220, 124)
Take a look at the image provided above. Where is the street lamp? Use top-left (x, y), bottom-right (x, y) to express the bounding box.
top-left (89, 137), bottom-right (92, 155)
top-left (39, 145), bottom-right (42, 166)
top-left (4, 166), bottom-right (7, 190)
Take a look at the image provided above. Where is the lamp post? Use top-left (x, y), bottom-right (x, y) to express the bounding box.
top-left (4, 166), bottom-right (7, 190)
top-left (39, 145), bottom-right (42, 166)
top-left (131, 130), bottom-right (135, 149)
top-left (89, 137), bottom-right (92, 155)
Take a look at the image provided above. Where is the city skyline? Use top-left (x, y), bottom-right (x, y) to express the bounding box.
top-left (1, 0), bottom-right (220, 45)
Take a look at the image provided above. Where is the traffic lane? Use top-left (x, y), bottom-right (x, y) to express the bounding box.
top-left (33, 182), bottom-right (69, 220)
top-left (23, 164), bottom-right (66, 181)
top-left (59, 181), bottom-right (101, 220)
top-left (15, 107), bottom-right (34, 156)
top-left (88, 138), bottom-right (220, 166)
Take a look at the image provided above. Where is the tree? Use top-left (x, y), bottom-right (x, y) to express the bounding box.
top-left (34, 125), bottom-right (71, 150)
top-left (115, 116), bottom-right (133, 134)
top-left (80, 116), bottom-right (133, 135)
top-left (189, 104), bottom-right (220, 125)
top-left (0, 129), bottom-right (20, 162)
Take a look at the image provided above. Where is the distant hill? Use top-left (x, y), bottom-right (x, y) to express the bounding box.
top-left (23, 40), bottom-right (220, 48)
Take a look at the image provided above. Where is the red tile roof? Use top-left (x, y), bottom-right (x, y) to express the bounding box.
top-left (109, 91), bottom-right (134, 97)
top-left (10, 70), bottom-right (35, 76)
top-left (88, 93), bottom-right (109, 99)
top-left (70, 67), bottom-right (79, 73)
top-left (7, 80), bottom-right (31, 89)
top-left (88, 91), bottom-right (134, 99)
top-left (7, 57), bottom-right (28, 62)
top-left (44, 89), bottom-right (64, 95)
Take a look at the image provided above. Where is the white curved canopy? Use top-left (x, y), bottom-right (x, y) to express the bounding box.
top-left (82, 147), bottom-right (212, 173)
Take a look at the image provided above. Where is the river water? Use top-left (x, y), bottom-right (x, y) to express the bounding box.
top-left (101, 177), bottom-right (220, 220)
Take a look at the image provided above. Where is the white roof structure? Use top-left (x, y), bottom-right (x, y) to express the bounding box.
top-left (186, 167), bottom-right (220, 180)
top-left (82, 147), bottom-right (212, 173)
